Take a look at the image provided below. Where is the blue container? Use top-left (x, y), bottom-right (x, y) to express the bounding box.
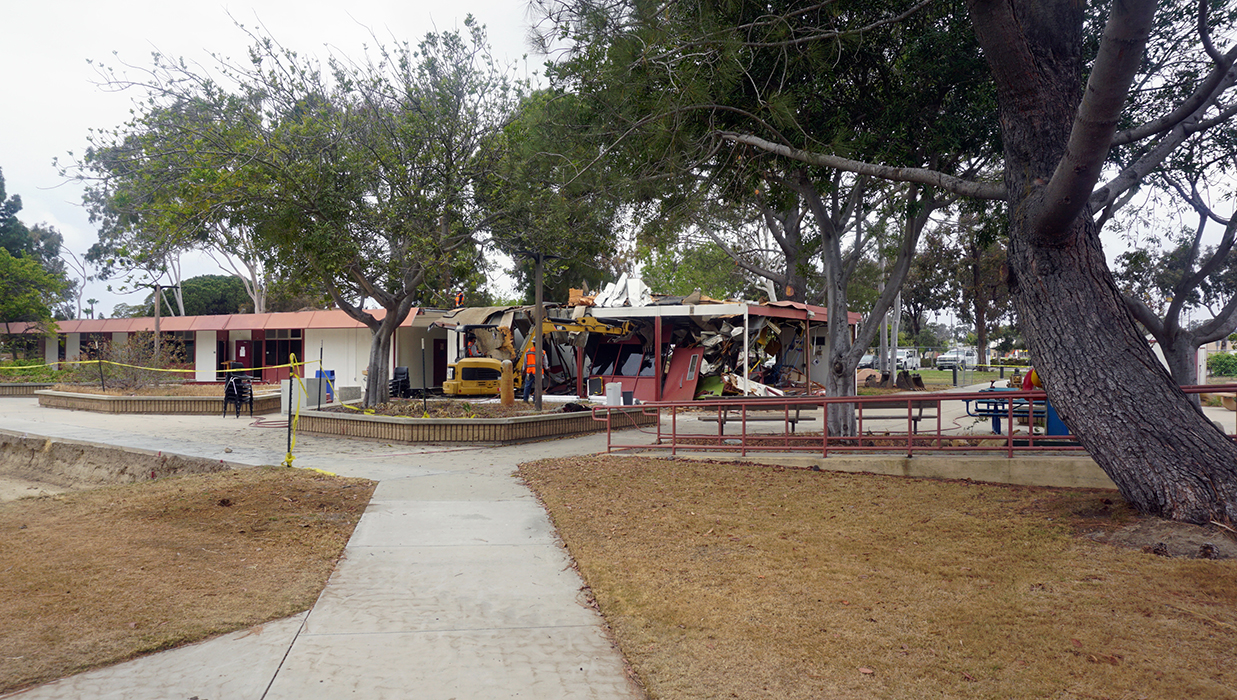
top-left (315, 369), bottom-right (336, 401)
top-left (1045, 400), bottom-right (1067, 436)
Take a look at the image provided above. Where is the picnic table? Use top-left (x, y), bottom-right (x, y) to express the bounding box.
top-left (697, 401), bottom-right (816, 434)
top-left (964, 387), bottom-right (1067, 435)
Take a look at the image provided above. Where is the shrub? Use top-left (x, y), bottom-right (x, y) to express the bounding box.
top-left (94, 332), bottom-right (189, 390)
top-left (1206, 352), bottom-right (1237, 377)
top-left (0, 359), bottom-right (71, 384)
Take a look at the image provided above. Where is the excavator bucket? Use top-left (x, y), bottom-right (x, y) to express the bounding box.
top-left (894, 370), bottom-right (924, 391)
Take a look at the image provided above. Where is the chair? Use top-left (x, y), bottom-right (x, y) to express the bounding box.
top-left (223, 375), bottom-right (253, 417)
top-left (388, 366), bottom-right (411, 399)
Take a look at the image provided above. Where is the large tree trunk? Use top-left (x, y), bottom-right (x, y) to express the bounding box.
top-left (1160, 336), bottom-right (1199, 388)
top-left (825, 273), bottom-right (858, 437)
top-left (1007, 216), bottom-right (1237, 523)
top-left (973, 301), bottom-right (988, 366)
top-left (325, 277), bottom-right (414, 408)
top-left (362, 325), bottom-right (393, 407)
top-left (1160, 333), bottom-right (1204, 408)
top-left (974, 0), bottom-right (1237, 524)
top-left (360, 307), bottom-right (413, 407)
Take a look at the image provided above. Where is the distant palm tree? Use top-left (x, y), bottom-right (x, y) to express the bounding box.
top-left (85, 298), bottom-right (98, 319)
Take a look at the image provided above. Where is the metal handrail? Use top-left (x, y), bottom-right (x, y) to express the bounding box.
top-left (593, 383), bottom-right (1237, 457)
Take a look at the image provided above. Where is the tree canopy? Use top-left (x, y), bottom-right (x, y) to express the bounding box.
top-left (74, 18), bottom-right (525, 405)
top-left (0, 168), bottom-right (74, 321)
top-left (0, 248), bottom-right (68, 331)
top-left (535, 0), bottom-right (1002, 433)
top-left (533, 0), bottom-right (1237, 523)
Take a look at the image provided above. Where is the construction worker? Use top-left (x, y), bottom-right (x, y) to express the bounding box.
top-left (522, 344), bottom-right (542, 402)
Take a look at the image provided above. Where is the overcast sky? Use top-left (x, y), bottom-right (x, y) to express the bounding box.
top-left (1, 1), bottom-right (541, 315)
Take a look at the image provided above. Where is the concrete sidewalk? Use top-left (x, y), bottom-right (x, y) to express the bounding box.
top-left (0, 398), bottom-right (648, 700)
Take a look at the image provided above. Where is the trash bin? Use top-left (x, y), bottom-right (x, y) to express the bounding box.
top-left (605, 382), bottom-right (622, 406)
top-left (315, 369), bottom-right (335, 402)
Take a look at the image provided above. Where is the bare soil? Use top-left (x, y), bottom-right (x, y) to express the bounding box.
top-left (520, 456), bottom-right (1237, 700)
top-left (0, 468), bottom-right (374, 694)
top-left (52, 383), bottom-right (228, 397)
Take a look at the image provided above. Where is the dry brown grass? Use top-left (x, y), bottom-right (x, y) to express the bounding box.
top-left (519, 457), bottom-right (1237, 700)
top-left (0, 467), bottom-right (374, 694)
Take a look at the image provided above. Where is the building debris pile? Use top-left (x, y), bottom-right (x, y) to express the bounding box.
top-left (441, 276), bottom-right (837, 400)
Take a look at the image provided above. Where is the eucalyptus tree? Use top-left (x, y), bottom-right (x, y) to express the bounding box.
top-left (75, 19), bottom-right (523, 405)
top-left (1114, 187), bottom-right (1237, 393)
top-left (567, 0), bottom-right (1237, 523)
top-left (0, 171), bottom-right (75, 319)
top-left (900, 229), bottom-right (958, 343)
top-left (953, 210), bottom-right (1011, 366)
top-left (480, 89), bottom-right (635, 302)
top-left (537, 0), bottom-right (999, 433)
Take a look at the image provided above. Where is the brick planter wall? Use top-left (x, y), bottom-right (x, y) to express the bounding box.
top-left (35, 390), bottom-right (282, 415)
top-left (0, 383), bottom-right (53, 397)
top-left (297, 406), bottom-right (658, 444)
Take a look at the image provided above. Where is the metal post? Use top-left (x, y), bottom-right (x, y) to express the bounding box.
top-left (153, 283), bottom-right (161, 359)
top-left (421, 337), bottom-right (428, 414)
top-left (286, 361), bottom-right (294, 460)
top-left (317, 344), bottom-right (324, 411)
top-left (654, 309), bottom-right (663, 401)
top-left (534, 252), bottom-right (544, 411)
top-left (742, 306), bottom-right (750, 395)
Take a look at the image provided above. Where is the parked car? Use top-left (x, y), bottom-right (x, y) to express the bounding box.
top-left (895, 348), bottom-right (921, 370)
top-left (858, 353), bottom-right (877, 370)
top-left (936, 347), bottom-right (978, 370)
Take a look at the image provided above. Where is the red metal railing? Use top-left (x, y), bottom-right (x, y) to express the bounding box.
top-left (591, 384), bottom-right (1237, 456)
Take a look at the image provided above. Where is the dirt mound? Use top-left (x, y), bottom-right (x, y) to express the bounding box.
top-left (0, 432), bottom-right (241, 500)
top-left (1083, 518), bottom-right (1237, 559)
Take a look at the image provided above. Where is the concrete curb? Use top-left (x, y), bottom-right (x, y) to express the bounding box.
top-left (614, 451), bottom-right (1118, 490)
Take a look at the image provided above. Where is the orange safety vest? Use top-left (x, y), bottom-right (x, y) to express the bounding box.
top-left (524, 347), bottom-right (538, 373)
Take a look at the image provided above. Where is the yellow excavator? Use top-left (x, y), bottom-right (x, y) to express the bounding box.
top-left (442, 317), bottom-right (633, 396)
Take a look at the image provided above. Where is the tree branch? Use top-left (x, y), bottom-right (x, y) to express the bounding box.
top-left (704, 229), bottom-right (784, 284)
top-left (1189, 291), bottom-right (1237, 345)
top-left (1111, 48), bottom-right (1237, 145)
top-left (1033, 0), bottom-right (1157, 240)
top-left (1124, 293), bottom-right (1166, 338)
top-left (719, 132), bottom-right (1005, 200)
top-left (1089, 89), bottom-right (1237, 213)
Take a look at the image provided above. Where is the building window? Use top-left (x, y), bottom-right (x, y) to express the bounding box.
top-left (167, 331), bottom-right (195, 364)
top-left (264, 329), bottom-right (304, 375)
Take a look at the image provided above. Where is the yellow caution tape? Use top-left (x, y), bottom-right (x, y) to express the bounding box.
top-left (0, 358), bottom-right (321, 374)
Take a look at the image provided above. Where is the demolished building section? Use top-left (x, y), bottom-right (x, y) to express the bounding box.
top-left (436, 280), bottom-right (859, 402)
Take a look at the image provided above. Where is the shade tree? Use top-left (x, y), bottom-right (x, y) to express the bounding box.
top-left (537, 0), bottom-right (1237, 523)
top-left (536, 0), bottom-right (999, 434)
top-left (74, 18), bottom-right (524, 406)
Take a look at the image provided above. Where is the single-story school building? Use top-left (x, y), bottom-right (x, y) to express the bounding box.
top-left (8, 294), bottom-right (859, 399)
top-left (12, 308), bottom-right (452, 392)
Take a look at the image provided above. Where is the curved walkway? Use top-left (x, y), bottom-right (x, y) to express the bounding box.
top-left (0, 397), bottom-right (646, 700)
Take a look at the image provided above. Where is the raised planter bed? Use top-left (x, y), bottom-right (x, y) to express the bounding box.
top-left (35, 389), bottom-right (282, 415)
top-left (297, 405), bottom-right (657, 444)
top-left (0, 383), bottom-right (53, 397)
